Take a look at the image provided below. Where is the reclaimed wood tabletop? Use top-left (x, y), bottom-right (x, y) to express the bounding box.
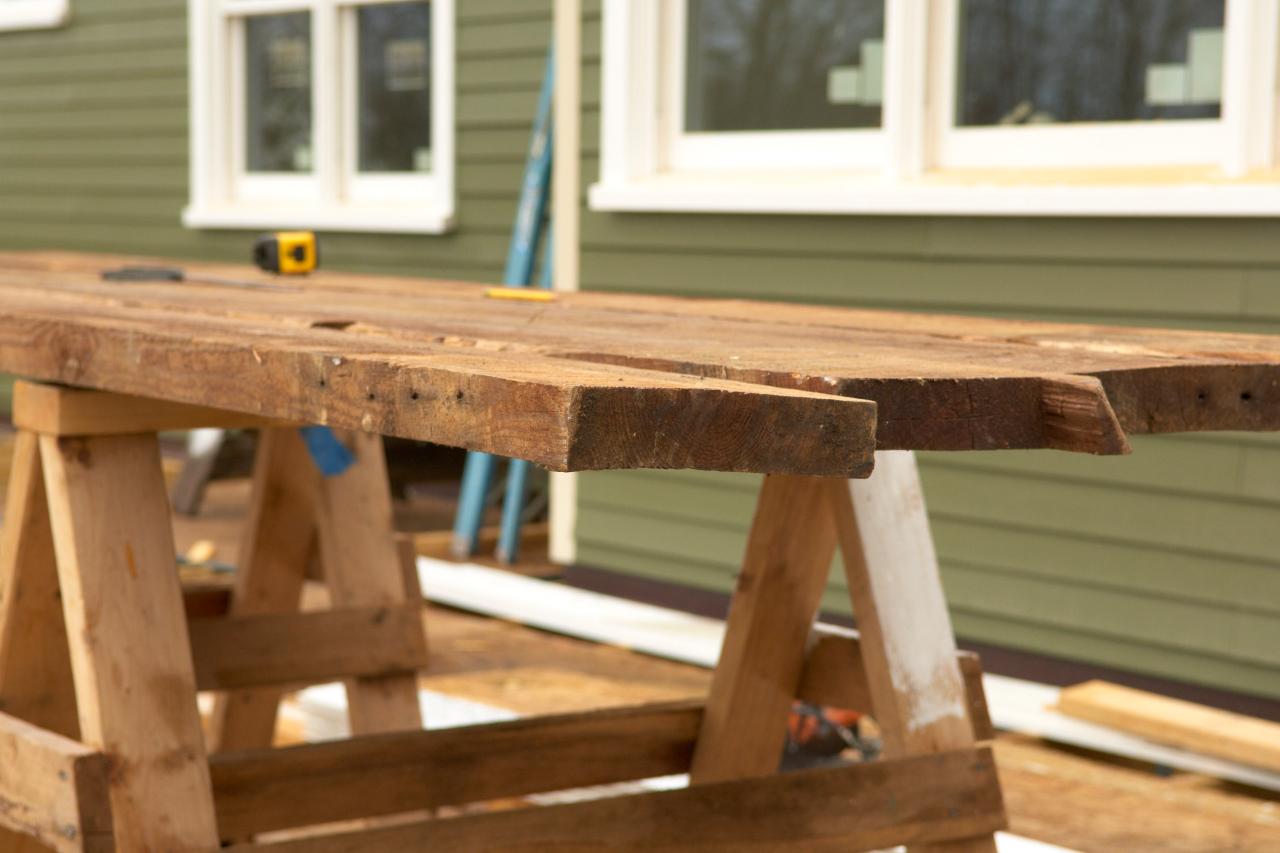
top-left (2, 251), bottom-right (1279, 475)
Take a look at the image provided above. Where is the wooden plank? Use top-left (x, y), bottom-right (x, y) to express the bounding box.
top-left (190, 606), bottom-right (429, 691)
top-left (12, 379), bottom-right (285, 436)
top-left (210, 700), bottom-right (702, 838)
top-left (224, 747), bottom-right (1004, 853)
top-left (209, 428), bottom-right (317, 754)
top-left (797, 623), bottom-right (995, 742)
top-left (828, 452), bottom-right (1001, 853)
top-left (1057, 680), bottom-right (1280, 773)
top-left (39, 432), bottom-right (220, 851)
top-left (0, 431), bottom-right (83, 853)
top-left (689, 475), bottom-right (839, 783)
top-left (0, 710), bottom-right (113, 853)
top-left (0, 282), bottom-right (877, 476)
top-left (314, 432), bottom-right (424, 734)
top-left (8, 252), bottom-right (1279, 451)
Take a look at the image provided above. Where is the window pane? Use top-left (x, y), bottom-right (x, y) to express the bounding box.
top-left (358, 1), bottom-right (432, 173)
top-left (685, 0), bottom-right (885, 133)
top-left (245, 13), bottom-right (312, 173)
top-left (957, 0), bottom-right (1225, 127)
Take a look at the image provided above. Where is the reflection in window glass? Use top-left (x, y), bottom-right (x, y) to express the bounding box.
top-left (358, 1), bottom-right (432, 173)
top-left (685, 0), bottom-right (885, 133)
top-left (246, 13), bottom-right (313, 173)
top-left (957, 0), bottom-right (1225, 127)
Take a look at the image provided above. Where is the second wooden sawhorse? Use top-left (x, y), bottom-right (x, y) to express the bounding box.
top-left (0, 381), bottom-right (1004, 851)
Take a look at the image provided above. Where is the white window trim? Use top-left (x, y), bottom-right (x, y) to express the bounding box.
top-left (591, 0), bottom-right (1280, 217)
top-left (184, 0), bottom-right (456, 234)
top-left (0, 0), bottom-right (69, 31)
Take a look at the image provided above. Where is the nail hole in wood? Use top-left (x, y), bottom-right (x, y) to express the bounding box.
top-left (1241, 391), bottom-right (1253, 402)
top-left (1197, 391), bottom-right (1208, 402)
top-left (318, 378), bottom-right (326, 388)
top-left (410, 391), bottom-right (420, 401)
top-left (455, 389), bottom-right (465, 401)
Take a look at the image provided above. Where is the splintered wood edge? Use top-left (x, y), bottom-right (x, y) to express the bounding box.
top-left (1039, 375), bottom-right (1131, 455)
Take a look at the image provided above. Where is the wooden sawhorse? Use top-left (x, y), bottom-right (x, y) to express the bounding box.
top-left (0, 381), bottom-right (1004, 851)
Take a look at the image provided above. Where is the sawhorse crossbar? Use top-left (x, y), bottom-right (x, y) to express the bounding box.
top-left (0, 381), bottom-right (1005, 851)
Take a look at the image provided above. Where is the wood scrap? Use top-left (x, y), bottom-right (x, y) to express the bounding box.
top-left (1057, 680), bottom-right (1280, 773)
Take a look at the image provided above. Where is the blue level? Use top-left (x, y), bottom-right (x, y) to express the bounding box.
top-left (452, 48), bottom-right (555, 562)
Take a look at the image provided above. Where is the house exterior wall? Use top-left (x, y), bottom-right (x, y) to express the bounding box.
top-left (0, 0), bottom-right (552, 278)
top-left (574, 3), bottom-right (1280, 701)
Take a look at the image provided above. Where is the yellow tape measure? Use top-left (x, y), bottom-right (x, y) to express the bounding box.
top-left (485, 287), bottom-right (555, 303)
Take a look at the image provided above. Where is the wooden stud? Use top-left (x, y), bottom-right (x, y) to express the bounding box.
top-left (209, 428), bottom-right (319, 753)
top-left (0, 431), bottom-right (83, 853)
top-left (222, 747), bottom-right (1004, 853)
top-left (211, 700), bottom-right (701, 838)
top-left (189, 605), bottom-right (429, 692)
top-left (40, 432), bottom-right (220, 852)
top-left (13, 380), bottom-right (286, 437)
top-left (689, 474), bottom-right (839, 784)
top-left (797, 623), bottom-right (995, 742)
top-left (314, 431), bottom-right (424, 735)
top-left (829, 451), bottom-right (1002, 853)
top-left (0, 710), bottom-right (113, 853)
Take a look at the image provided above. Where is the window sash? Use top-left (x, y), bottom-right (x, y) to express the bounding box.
top-left (0, 0), bottom-right (69, 32)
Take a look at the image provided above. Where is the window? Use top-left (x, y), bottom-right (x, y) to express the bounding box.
top-left (593, 0), bottom-right (1280, 216)
top-left (0, 0), bottom-right (69, 31)
top-left (185, 0), bottom-right (455, 234)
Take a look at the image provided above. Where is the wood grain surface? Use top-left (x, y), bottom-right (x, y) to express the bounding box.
top-left (4, 251), bottom-right (1280, 468)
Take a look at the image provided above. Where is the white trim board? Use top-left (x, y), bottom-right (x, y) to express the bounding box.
top-left (417, 557), bottom-right (1280, 793)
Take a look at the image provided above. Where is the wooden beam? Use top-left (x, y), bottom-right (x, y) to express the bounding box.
top-left (190, 605), bottom-right (428, 692)
top-left (13, 380), bottom-right (285, 436)
top-left (210, 700), bottom-right (702, 839)
top-left (40, 432), bottom-right (221, 850)
top-left (689, 475), bottom-right (840, 784)
top-left (209, 427), bottom-right (318, 753)
top-left (0, 297), bottom-right (878, 476)
top-left (0, 711), bottom-right (113, 853)
top-left (829, 453), bottom-right (1001, 853)
top-left (1057, 680), bottom-right (1280, 773)
top-left (797, 623), bottom-right (995, 742)
top-left (225, 747), bottom-right (1003, 853)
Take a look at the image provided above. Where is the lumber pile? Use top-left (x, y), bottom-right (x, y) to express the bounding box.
top-left (1057, 680), bottom-right (1280, 773)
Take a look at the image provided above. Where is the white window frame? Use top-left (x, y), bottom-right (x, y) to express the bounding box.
top-left (592, 0), bottom-right (1280, 217)
top-left (0, 0), bottom-right (69, 31)
top-left (185, 0), bottom-right (455, 234)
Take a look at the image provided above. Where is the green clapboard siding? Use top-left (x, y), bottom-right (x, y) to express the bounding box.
top-left (0, 0), bottom-right (553, 278)
top-left (573, 7), bottom-right (1280, 700)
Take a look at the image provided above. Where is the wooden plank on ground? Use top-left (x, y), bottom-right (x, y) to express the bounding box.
top-left (224, 747), bottom-right (1004, 853)
top-left (1057, 680), bottom-right (1280, 773)
top-left (40, 432), bottom-right (221, 851)
top-left (0, 710), bottom-right (113, 853)
top-left (190, 606), bottom-right (428, 691)
top-left (209, 700), bottom-right (702, 838)
top-left (12, 380), bottom-right (286, 436)
top-left (797, 623), bottom-right (995, 742)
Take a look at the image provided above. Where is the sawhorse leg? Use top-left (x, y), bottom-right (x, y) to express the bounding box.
top-left (692, 453), bottom-right (1001, 852)
top-left (210, 428), bottom-right (422, 752)
top-left (42, 432), bottom-right (220, 850)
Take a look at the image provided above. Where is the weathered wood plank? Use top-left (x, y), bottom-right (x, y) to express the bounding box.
top-left (0, 711), bottom-right (113, 853)
top-left (223, 747), bottom-right (1004, 853)
top-left (210, 700), bottom-right (702, 839)
top-left (190, 606), bottom-right (428, 692)
top-left (0, 281), bottom-right (877, 476)
top-left (1057, 680), bottom-right (1280, 773)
